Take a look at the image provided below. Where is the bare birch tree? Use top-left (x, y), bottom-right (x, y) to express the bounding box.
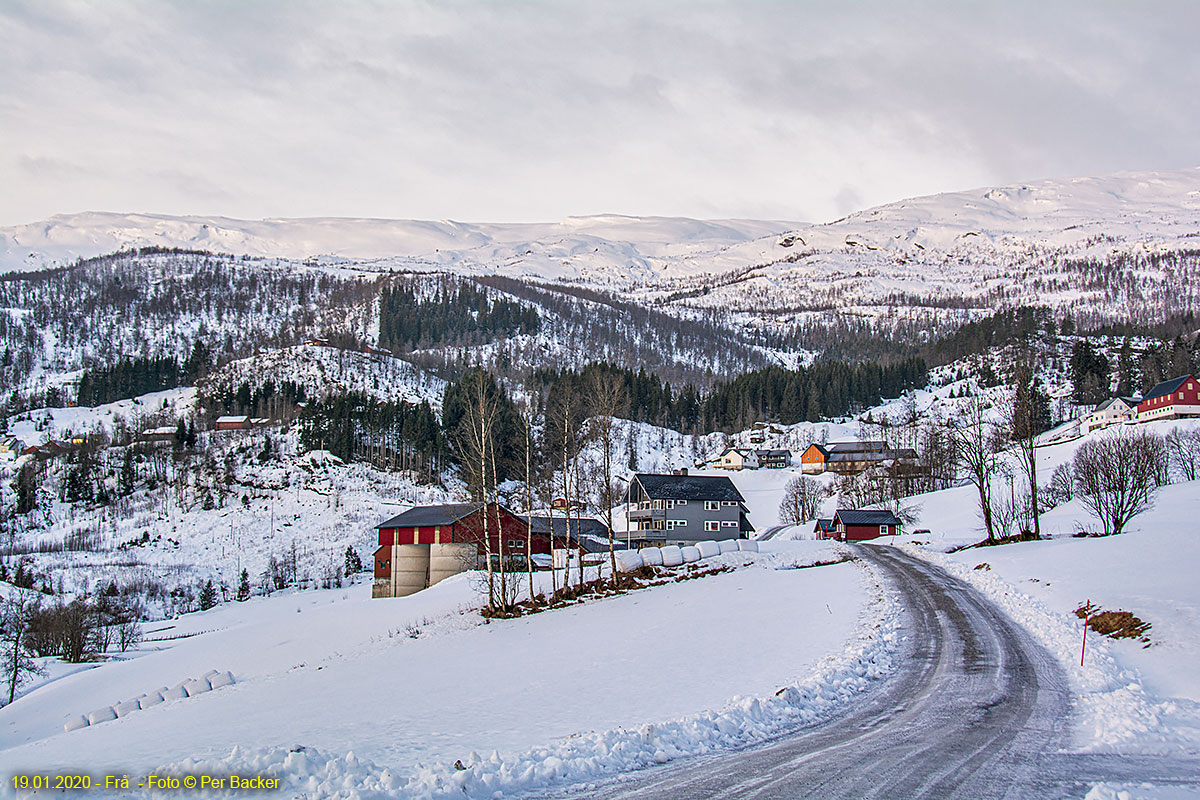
top-left (950, 397), bottom-right (1000, 543)
top-left (586, 371), bottom-right (629, 588)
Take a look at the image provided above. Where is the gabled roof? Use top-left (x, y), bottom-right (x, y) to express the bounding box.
top-left (1094, 397), bottom-right (1138, 413)
top-left (377, 502), bottom-right (482, 528)
top-left (631, 473), bottom-right (746, 503)
top-left (826, 440), bottom-right (888, 454)
top-left (1142, 375), bottom-right (1194, 403)
top-left (804, 443), bottom-right (829, 457)
top-left (814, 518), bottom-right (835, 533)
top-left (833, 508), bottom-right (902, 527)
top-left (755, 449), bottom-right (790, 457)
top-left (826, 448), bottom-right (916, 463)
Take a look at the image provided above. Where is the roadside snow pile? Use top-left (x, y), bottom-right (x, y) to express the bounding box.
top-left (902, 544), bottom-right (1175, 752)
top-left (153, 551), bottom-right (903, 799)
top-left (65, 671), bottom-right (236, 733)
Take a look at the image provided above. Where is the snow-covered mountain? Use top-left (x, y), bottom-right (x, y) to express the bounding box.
top-left (4, 168), bottom-right (1199, 331)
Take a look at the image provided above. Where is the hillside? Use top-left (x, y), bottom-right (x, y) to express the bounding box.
top-left (4, 168), bottom-right (1199, 343)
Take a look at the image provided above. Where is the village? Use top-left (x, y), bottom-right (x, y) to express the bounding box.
top-left (363, 371), bottom-right (1199, 599)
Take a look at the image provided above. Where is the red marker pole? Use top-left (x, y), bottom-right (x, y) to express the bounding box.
top-left (1081, 599), bottom-right (1089, 667)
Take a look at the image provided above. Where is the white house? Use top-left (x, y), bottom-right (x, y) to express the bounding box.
top-left (714, 447), bottom-right (759, 470)
top-left (1082, 397), bottom-right (1139, 433)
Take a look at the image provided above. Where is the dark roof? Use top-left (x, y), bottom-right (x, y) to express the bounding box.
top-left (377, 503), bottom-right (482, 528)
top-left (826, 440), bottom-right (888, 454)
top-left (814, 518), bottom-right (835, 532)
top-left (631, 473), bottom-right (746, 503)
top-left (805, 443), bottom-right (829, 457)
top-left (755, 449), bottom-right (790, 457)
top-left (834, 508), bottom-right (902, 527)
top-left (827, 448), bottom-right (916, 463)
top-left (527, 515), bottom-right (609, 538)
top-left (1142, 375), bottom-right (1194, 402)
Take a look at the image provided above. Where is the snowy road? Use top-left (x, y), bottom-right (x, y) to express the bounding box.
top-left (545, 545), bottom-right (1200, 799)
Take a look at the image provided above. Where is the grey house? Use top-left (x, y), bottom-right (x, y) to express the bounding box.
top-left (624, 472), bottom-right (753, 545)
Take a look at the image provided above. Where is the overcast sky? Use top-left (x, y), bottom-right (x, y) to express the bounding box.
top-left (2, 1), bottom-right (1197, 226)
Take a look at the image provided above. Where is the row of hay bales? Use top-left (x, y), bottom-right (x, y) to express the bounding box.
top-left (613, 538), bottom-right (759, 572)
top-left (64, 669), bottom-right (235, 733)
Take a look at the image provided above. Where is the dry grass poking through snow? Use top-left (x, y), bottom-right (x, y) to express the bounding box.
top-left (1076, 602), bottom-right (1153, 646)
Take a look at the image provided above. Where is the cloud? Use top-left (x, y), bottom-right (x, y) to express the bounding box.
top-left (1, 0), bottom-right (1197, 226)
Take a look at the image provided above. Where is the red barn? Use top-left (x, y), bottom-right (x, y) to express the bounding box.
top-left (373, 502), bottom-right (560, 580)
top-left (1137, 374), bottom-right (1199, 423)
top-left (832, 509), bottom-right (902, 541)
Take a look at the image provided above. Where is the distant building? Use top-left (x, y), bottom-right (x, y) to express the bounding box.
top-left (813, 518), bottom-right (836, 538)
top-left (800, 441), bottom-right (917, 475)
top-left (0, 436), bottom-right (26, 457)
top-left (831, 509), bottom-right (902, 541)
top-left (714, 447), bottom-right (759, 470)
top-left (140, 426), bottom-right (178, 443)
top-left (214, 415), bottom-right (252, 431)
top-left (1137, 375), bottom-right (1199, 422)
top-left (624, 472), bottom-right (753, 545)
top-left (1081, 397), bottom-right (1139, 433)
top-left (801, 443), bottom-right (829, 474)
top-left (755, 449), bottom-right (791, 469)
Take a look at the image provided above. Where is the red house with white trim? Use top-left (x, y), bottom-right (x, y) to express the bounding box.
top-left (1137, 375), bottom-right (1200, 422)
top-left (831, 509), bottom-right (903, 541)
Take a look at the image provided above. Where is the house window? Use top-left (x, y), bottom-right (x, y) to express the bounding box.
top-left (879, 525), bottom-right (888, 536)
top-left (676, 500), bottom-right (687, 506)
top-left (723, 501), bottom-right (736, 507)
top-left (670, 519), bottom-right (687, 528)
top-left (505, 539), bottom-right (523, 548)
top-left (721, 520), bottom-right (737, 528)
top-left (705, 521), bottom-right (720, 532)
top-left (705, 501), bottom-right (720, 511)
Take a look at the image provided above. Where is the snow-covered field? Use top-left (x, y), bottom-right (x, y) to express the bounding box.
top-left (0, 540), bottom-right (902, 798)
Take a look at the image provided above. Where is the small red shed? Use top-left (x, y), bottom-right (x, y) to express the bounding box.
top-left (832, 509), bottom-right (903, 541)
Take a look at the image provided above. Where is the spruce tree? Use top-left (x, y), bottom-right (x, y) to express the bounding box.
top-left (236, 569), bottom-right (251, 601)
top-left (199, 580), bottom-right (217, 610)
top-left (343, 546), bottom-right (363, 576)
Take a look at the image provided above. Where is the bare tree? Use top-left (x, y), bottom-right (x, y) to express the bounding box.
top-left (2, 591), bottom-right (45, 705)
top-left (453, 374), bottom-right (502, 612)
top-left (1072, 429), bottom-right (1168, 535)
top-left (949, 398), bottom-right (1000, 542)
top-left (1165, 426), bottom-right (1200, 482)
top-left (778, 475), bottom-right (822, 525)
top-left (586, 371), bottom-right (629, 588)
top-left (1007, 355), bottom-right (1050, 538)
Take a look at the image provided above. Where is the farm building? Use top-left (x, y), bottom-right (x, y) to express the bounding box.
top-left (1137, 375), bottom-right (1199, 422)
top-left (831, 509), bottom-right (903, 541)
top-left (800, 441), bottom-right (917, 475)
top-left (372, 503), bottom-right (565, 598)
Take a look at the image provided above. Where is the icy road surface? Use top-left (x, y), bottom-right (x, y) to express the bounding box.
top-left (551, 545), bottom-right (1200, 799)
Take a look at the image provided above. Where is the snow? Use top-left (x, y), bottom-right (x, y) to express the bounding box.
top-left (0, 540), bottom-right (905, 798)
top-left (895, 462), bottom-right (1200, 756)
top-left (4, 167), bottom-right (1198, 341)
